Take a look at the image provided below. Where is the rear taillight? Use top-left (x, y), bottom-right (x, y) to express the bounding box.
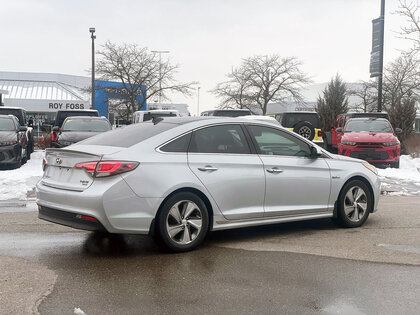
top-left (317, 130), bottom-right (323, 137)
top-left (75, 161), bottom-right (139, 177)
top-left (42, 157), bottom-right (48, 171)
top-left (50, 131), bottom-right (57, 142)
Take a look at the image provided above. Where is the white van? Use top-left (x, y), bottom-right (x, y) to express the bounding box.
top-left (132, 110), bottom-right (180, 123)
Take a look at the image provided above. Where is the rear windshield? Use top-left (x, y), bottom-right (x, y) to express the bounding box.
top-left (62, 118), bottom-right (111, 132)
top-left (345, 120), bottom-right (393, 133)
top-left (0, 117), bottom-right (15, 131)
top-left (55, 111), bottom-right (98, 127)
top-left (282, 113), bottom-right (320, 128)
top-left (79, 121), bottom-right (177, 147)
top-left (211, 110), bottom-right (251, 117)
top-left (143, 112), bottom-right (178, 121)
top-left (0, 108), bottom-right (25, 125)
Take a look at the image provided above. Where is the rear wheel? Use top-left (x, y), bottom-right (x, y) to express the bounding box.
top-left (156, 192), bottom-right (209, 252)
top-left (336, 180), bottom-right (372, 228)
top-left (293, 121), bottom-right (315, 141)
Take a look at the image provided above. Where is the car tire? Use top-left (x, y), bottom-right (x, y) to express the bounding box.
top-left (391, 159), bottom-right (399, 168)
top-left (156, 192), bottom-right (209, 252)
top-left (12, 151), bottom-right (22, 169)
top-left (293, 121), bottom-right (315, 141)
top-left (336, 180), bottom-right (372, 228)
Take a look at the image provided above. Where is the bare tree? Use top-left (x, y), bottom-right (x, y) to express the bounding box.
top-left (382, 53), bottom-right (420, 142)
top-left (395, 0), bottom-right (420, 53)
top-left (348, 81), bottom-right (378, 112)
top-left (212, 55), bottom-right (311, 115)
top-left (95, 41), bottom-right (196, 121)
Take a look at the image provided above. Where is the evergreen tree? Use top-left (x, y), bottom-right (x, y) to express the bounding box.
top-left (316, 75), bottom-right (349, 131)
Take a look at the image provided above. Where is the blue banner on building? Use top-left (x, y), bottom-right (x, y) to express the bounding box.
top-left (94, 80), bottom-right (147, 118)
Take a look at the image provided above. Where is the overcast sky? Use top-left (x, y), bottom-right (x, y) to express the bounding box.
top-left (0, 0), bottom-right (412, 114)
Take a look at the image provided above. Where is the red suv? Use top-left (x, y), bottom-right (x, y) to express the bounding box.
top-left (338, 118), bottom-right (401, 168)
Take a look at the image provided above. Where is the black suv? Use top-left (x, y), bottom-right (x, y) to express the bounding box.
top-left (0, 107), bottom-right (34, 158)
top-left (51, 109), bottom-right (99, 147)
top-left (0, 114), bottom-right (29, 168)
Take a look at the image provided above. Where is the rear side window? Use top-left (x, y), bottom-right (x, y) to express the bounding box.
top-left (160, 133), bottom-right (192, 152)
top-left (189, 124), bottom-right (250, 154)
top-left (282, 113), bottom-right (320, 128)
top-left (79, 122), bottom-right (177, 147)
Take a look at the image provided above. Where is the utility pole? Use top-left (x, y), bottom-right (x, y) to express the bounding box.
top-left (370, 1), bottom-right (385, 112)
top-left (89, 27), bottom-right (96, 110)
top-left (151, 50), bottom-right (170, 105)
top-left (377, 0), bottom-right (385, 112)
top-left (197, 87), bottom-right (201, 116)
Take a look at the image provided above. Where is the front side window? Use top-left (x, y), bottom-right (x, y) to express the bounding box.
top-left (189, 124), bottom-right (250, 154)
top-left (247, 125), bottom-right (311, 157)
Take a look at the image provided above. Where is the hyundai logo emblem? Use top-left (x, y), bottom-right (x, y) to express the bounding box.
top-left (56, 157), bottom-right (62, 165)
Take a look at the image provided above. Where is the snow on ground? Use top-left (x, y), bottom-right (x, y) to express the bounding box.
top-left (378, 155), bottom-right (420, 196)
top-left (0, 150), bottom-right (44, 201)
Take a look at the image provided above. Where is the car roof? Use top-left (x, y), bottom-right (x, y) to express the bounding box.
top-left (0, 114), bottom-right (15, 119)
top-left (347, 117), bottom-right (388, 121)
top-left (0, 106), bottom-right (24, 110)
top-left (63, 116), bottom-right (108, 120)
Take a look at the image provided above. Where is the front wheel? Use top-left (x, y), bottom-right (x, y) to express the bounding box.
top-left (336, 180), bottom-right (372, 228)
top-left (156, 192), bottom-right (209, 252)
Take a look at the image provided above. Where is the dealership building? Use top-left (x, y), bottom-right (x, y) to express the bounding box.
top-left (0, 71), bottom-right (190, 128)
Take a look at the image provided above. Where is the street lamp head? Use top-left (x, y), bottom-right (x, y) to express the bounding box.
top-left (89, 27), bottom-right (95, 33)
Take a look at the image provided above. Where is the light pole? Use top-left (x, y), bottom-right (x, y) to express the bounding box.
top-left (151, 50), bottom-right (170, 105)
top-left (89, 27), bottom-right (96, 110)
top-left (197, 86), bottom-right (201, 116)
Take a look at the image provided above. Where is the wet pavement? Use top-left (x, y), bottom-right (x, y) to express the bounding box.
top-left (0, 197), bottom-right (419, 314)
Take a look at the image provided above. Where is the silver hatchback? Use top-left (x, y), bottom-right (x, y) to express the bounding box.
top-left (37, 117), bottom-right (380, 252)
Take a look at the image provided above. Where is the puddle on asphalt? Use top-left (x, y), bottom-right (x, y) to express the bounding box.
top-left (377, 243), bottom-right (420, 255)
top-left (322, 299), bottom-right (366, 315)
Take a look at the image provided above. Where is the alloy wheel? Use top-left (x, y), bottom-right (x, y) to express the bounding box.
top-left (298, 126), bottom-right (312, 139)
top-left (343, 186), bottom-right (367, 222)
top-left (166, 200), bottom-right (203, 245)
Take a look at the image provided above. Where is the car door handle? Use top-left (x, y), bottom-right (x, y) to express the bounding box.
top-left (266, 168), bottom-right (284, 174)
top-left (198, 166), bottom-right (218, 172)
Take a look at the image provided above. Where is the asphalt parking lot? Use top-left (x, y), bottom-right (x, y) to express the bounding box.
top-left (0, 196), bottom-right (419, 314)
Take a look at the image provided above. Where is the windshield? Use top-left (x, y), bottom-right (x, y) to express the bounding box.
top-left (0, 117), bottom-right (16, 131)
top-left (62, 119), bottom-right (111, 132)
top-left (143, 112), bottom-right (178, 121)
top-left (212, 110), bottom-right (251, 117)
top-left (345, 120), bottom-right (393, 133)
top-left (0, 109), bottom-right (25, 125)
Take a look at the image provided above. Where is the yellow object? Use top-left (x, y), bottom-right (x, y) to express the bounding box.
top-left (287, 127), bottom-right (323, 142)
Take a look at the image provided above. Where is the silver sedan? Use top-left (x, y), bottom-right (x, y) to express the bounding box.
top-left (36, 117), bottom-right (380, 252)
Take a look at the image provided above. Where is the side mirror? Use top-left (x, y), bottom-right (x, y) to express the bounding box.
top-left (336, 128), bottom-right (342, 133)
top-left (20, 126), bottom-right (27, 132)
top-left (52, 126), bottom-right (60, 132)
top-left (395, 128), bottom-right (402, 134)
top-left (310, 146), bottom-right (323, 159)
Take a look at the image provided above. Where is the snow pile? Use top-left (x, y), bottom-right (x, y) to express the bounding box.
top-left (74, 308), bottom-right (87, 315)
top-left (0, 150), bottom-right (44, 201)
top-left (378, 155), bottom-right (420, 196)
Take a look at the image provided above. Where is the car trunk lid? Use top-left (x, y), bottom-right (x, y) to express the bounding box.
top-left (41, 146), bottom-right (122, 191)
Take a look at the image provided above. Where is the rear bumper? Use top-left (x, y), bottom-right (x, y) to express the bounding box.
top-left (36, 177), bottom-right (163, 235)
top-left (339, 144), bottom-right (400, 163)
top-left (38, 205), bottom-right (106, 231)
